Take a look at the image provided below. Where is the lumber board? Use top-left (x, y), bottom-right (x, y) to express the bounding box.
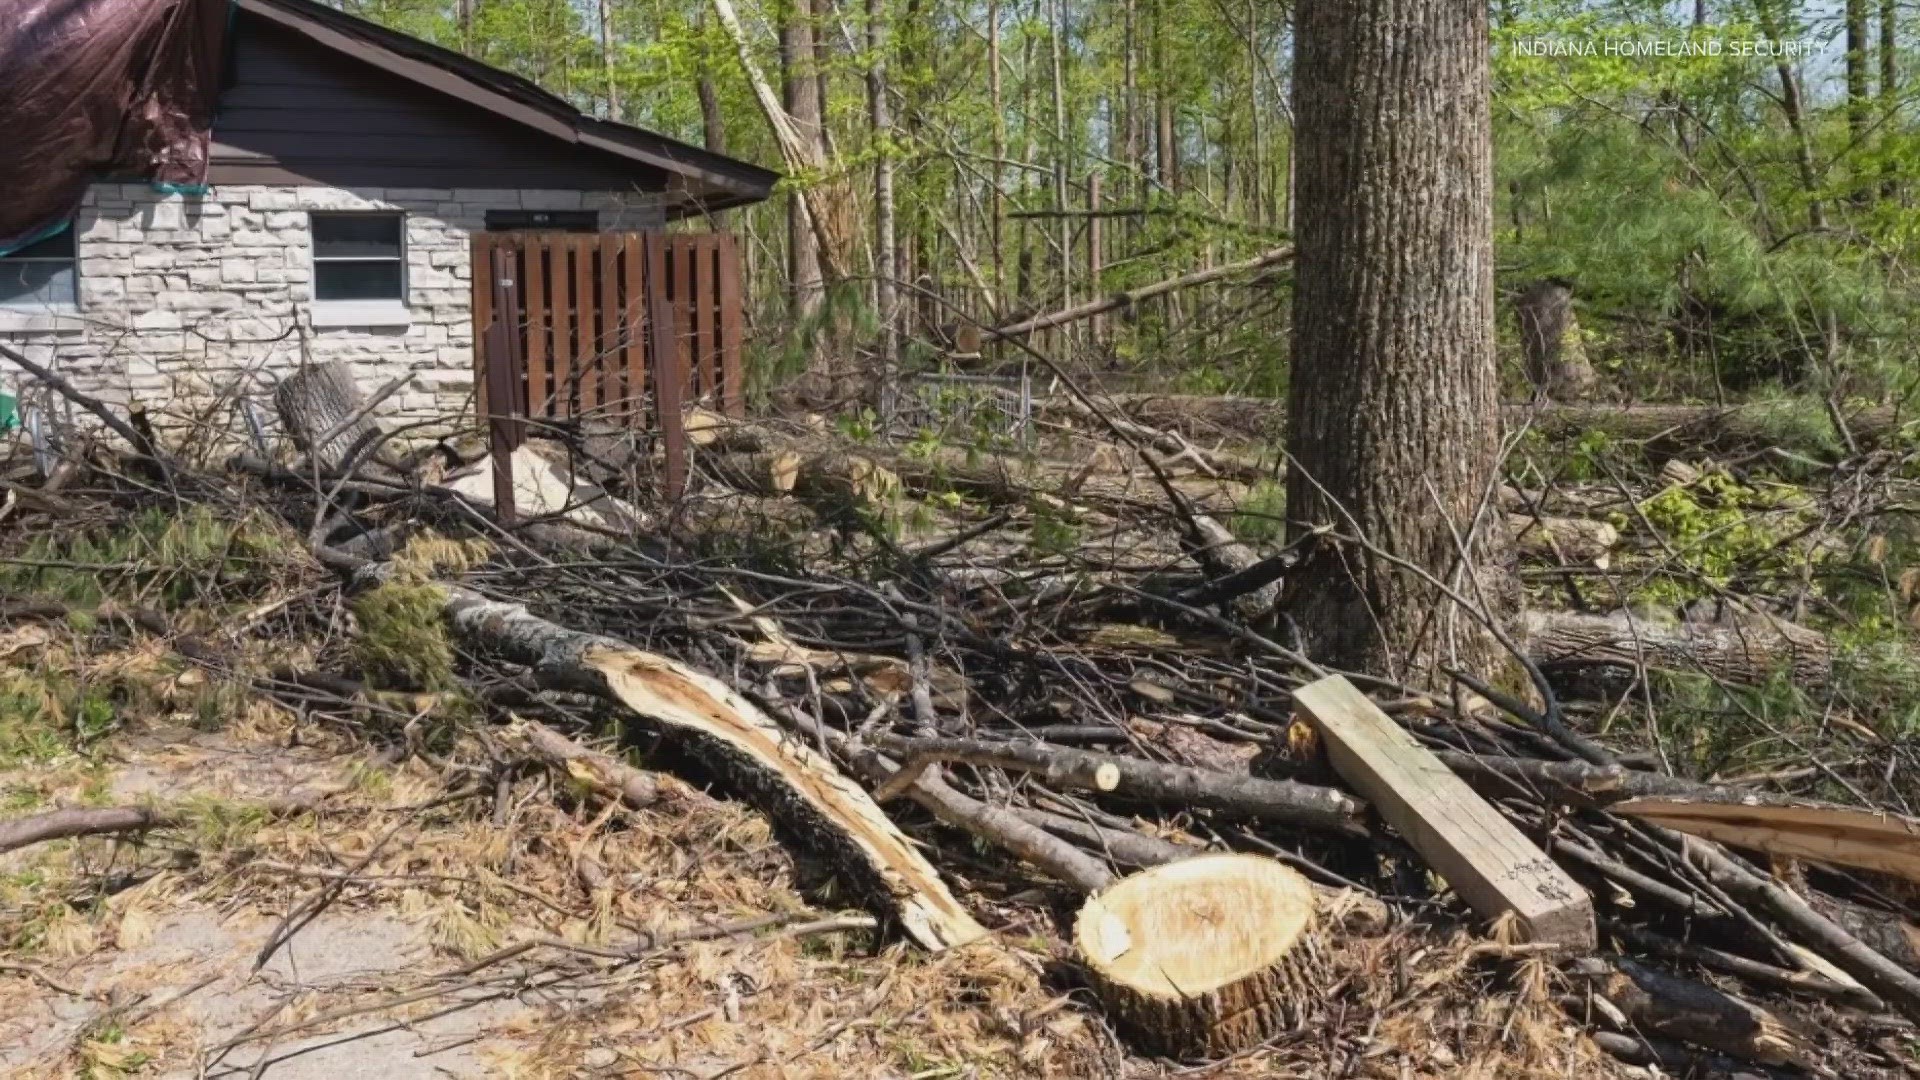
top-left (1292, 675), bottom-right (1595, 947)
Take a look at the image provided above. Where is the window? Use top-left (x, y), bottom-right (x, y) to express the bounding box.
top-left (312, 213), bottom-right (405, 302)
top-left (0, 227), bottom-right (77, 310)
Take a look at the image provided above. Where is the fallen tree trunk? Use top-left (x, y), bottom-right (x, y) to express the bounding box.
top-left (1509, 514), bottom-right (1618, 567)
top-left (0, 807), bottom-right (170, 855)
top-left (1611, 792), bottom-right (1920, 889)
top-left (1050, 394), bottom-right (1906, 456)
top-left (872, 734), bottom-right (1368, 835)
top-left (986, 246), bottom-right (1294, 341)
top-left (1524, 609), bottom-right (1833, 689)
top-left (416, 578), bottom-right (989, 952)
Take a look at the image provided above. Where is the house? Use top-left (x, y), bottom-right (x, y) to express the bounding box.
top-left (0, 0), bottom-right (776, 426)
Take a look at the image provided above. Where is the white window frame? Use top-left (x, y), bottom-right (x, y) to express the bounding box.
top-left (309, 211), bottom-right (410, 328)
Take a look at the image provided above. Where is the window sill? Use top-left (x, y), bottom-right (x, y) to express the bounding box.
top-left (0, 308), bottom-right (84, 335)
top-left (309, 301), bottom-right (412, 329)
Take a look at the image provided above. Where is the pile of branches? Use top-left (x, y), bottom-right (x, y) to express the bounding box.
top-left (6, 352), bottom-right (1920, 1076)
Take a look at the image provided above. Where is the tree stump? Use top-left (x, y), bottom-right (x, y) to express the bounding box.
top-left (275, 360), bottom-right (384, 472)
top-left (1516, 278), bottom-right (1596, 400)
top-left (1074, 853), bottom-right (1326, 1057)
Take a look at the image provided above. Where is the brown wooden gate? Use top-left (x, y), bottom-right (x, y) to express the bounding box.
top-left (473, 231), bottom-right (746, 500)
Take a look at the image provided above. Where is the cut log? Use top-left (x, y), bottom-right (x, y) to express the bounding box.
top-left (1612, 793), bottom-right (1920, 888)
top-left (275, 360), bottom-right (392, 472)
top-left (1292, 675), bottom-right (1596, 947)
top-left (1185, 513), bottom-right (1280, 621)
top-left (1525, 609), bottom-right (1833, 690)
top-left (703, 449), bottom-right (803, 495)
top-left (420, 579), bottom-right (989, 952)
top-left (872, 734), bottom-right (1369, 835)
top-left (1570, 957), bottom-right (1811, 1067)
top-left (1508, 513), bottom-right (1617, 567)
top-left (1074, 853), bottom-right (1326, 1057)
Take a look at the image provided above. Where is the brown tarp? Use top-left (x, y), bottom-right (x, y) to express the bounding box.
top-left (0, 0), bottom-right (229, 253)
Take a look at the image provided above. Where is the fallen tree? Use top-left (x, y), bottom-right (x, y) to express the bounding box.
top-left (407, 574), bottom-right (990, 953)
top-left (1524, 609), bottom-right (1834, 689)
top-left (1045, 393), bottom-right (1909, 455)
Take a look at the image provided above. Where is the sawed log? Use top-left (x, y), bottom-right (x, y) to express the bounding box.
top-left (1525, 609), bottom-right (1833, 690)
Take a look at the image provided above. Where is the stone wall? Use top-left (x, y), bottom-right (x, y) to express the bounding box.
top-left (0, 183), bottom-right (664, 432)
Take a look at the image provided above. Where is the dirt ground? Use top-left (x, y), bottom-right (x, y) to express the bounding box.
top-left (0, 545), bottom-right (1620, 1080)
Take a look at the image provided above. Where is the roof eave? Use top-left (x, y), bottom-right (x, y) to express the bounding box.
top-left (236, 0), bottom-right (779, 209)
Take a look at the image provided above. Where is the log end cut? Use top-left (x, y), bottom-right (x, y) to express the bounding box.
top-left (1074, 853), bottom-right (1325, 1058)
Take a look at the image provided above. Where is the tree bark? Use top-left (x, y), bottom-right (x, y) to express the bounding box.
top-left (1848, 0), bottom-right (1870, 205)
top-left (781, 0), bottom-right (826, 320)
top-left (867, 0), bottom-right (898, 383)
top-left (1515, 279), bottom-right (1595, 400)
top-left (1283, 0), bottom-right (1516, 682)
top-left (1883, 0), bottom-right (1901, 202)
top-left (1524, 609), bottom-right (1833, 690)
top-left (274, 360), bottom-right (388, 473)
top-left (1570, 957), bottom-right (1811, 1068)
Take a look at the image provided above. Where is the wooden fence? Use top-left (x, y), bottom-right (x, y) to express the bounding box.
top-left (473, 230), bottom-right (745, 502)
top-left (474, 230), bottom-right (745, 421)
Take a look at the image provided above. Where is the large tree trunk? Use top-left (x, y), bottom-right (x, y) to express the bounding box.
top-left (1282, 0), bottom-right (1515, 682)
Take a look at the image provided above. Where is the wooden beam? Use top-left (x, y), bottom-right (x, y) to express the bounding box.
top-left (1292, 675), bottom-right (1595, 948)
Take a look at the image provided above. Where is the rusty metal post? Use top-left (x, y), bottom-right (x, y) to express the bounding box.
top-left (647, 235), bottom-right (688, 502)
top-left (483, 245), bottom-right (524, 523)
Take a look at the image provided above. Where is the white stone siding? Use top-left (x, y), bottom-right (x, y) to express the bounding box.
top-left (0, 183), bottom-right (665, 429)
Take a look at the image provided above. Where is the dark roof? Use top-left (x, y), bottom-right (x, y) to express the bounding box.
top-left (237, 0), bottom-right (778, 214)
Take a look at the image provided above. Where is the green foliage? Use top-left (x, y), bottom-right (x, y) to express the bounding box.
top-left (1647, 669), bottom-right (1814, 781)
top-left (0, 506), bottom-right (297, 612)
top-left (1025, 496), bottom-right (1082, 559)
top-left (351, 581), bottom-right (457, 691)
top-left (1228, 481), bottom-right (1286, 544)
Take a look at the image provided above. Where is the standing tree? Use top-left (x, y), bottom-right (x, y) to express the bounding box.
top-left (1281, 0), bottom-right (1517, 682)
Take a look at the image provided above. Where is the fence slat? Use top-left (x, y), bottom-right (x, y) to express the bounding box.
top-left (622, 236), bottom-right (646, 419)
top-left (593, 233), bottom-right (617, 415)
top-left (553, 239), bottom-right (579, 416)
top-left (674, 238), bottom-right (696, 405)
top-left (524, 236), bottom-right (550, 418)
top-left (716, 233), bottom-right (744, 416)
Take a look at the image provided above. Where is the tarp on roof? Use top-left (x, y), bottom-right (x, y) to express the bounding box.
top-left (0, 0), bottom-right (229, 254)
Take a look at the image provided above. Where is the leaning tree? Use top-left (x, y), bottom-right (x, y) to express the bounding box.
top-left (1281, 0), bottom-right (1518, 682)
